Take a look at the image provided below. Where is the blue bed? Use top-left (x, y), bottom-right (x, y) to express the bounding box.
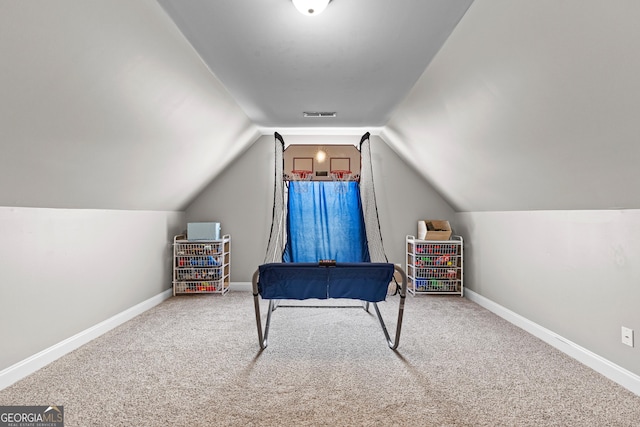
top-left (252, 262), bottom-right (407, 350)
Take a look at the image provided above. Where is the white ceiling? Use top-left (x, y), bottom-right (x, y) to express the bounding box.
top-left (2, 0), bottom-right (640, 212)
top-left (157, 0), bottom-right (473, 128)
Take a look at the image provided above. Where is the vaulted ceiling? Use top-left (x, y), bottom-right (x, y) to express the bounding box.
top-left (2, 0), bottom-right (639, 212)
top-left (157, 0), bottom-right (473, 128)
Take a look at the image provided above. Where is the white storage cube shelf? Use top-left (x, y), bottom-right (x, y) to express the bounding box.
top-left (173, 234), bottom-right (230, 296)
top-left (406, 235), bottom-right (463, 296)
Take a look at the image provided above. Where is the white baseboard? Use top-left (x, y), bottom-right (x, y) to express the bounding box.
top-left (229, 281), bottom-right (252, 292)
top-left (0, 289), bottom-right (173, 391)
top-left (465, 289), bottom-right (640, 397)
top-left (10, 285), bottom-right (634, 397)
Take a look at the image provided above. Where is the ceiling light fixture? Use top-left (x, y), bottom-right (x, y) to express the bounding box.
top-left (292, 0), bottom-right (331, 16)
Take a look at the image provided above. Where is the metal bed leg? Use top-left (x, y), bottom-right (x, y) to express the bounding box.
top-left (252, 269), bottom-right (273, 349)
top-left (371, 265), bottom-right (407, 350)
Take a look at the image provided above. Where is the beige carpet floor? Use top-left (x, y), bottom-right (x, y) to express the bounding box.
top-left (1, 291), bottom-right (639, 426)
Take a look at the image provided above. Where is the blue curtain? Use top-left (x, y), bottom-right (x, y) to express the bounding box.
top-left (283, 181), bottom-right (370, 263)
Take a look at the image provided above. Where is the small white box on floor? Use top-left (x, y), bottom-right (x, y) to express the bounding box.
top-left (187, 222), bottom-right (221, 240)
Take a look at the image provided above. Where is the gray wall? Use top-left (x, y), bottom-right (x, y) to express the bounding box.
top-left (185, 134), bottom-right (456, 282)
top-left (381, 0), bottom-right (640, 381)
top-left (0, 207), bottom-right (184, 371)
top-left (456, 210), bottom-right (640, 376)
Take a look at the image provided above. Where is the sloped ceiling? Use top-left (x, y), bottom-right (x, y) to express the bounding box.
top-left (384, 0), bottom-right (640, 211)
top-left (2, 0), bottom-right (639, 212)
top-left (0, 0), bottom-right (259, 211)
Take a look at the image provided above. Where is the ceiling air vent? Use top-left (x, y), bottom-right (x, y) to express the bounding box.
top-left (303, 112), bottom-right (336, 118)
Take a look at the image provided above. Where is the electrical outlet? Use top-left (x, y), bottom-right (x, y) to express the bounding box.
top-left (621, 326), bottom-right (634, 347)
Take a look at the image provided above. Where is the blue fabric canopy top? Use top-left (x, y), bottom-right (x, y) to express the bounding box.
top-left (258, 262), bottom-right (394, 303)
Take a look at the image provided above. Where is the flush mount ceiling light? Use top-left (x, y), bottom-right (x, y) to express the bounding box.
top-left (292, 0), bottom-right (331, 16)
